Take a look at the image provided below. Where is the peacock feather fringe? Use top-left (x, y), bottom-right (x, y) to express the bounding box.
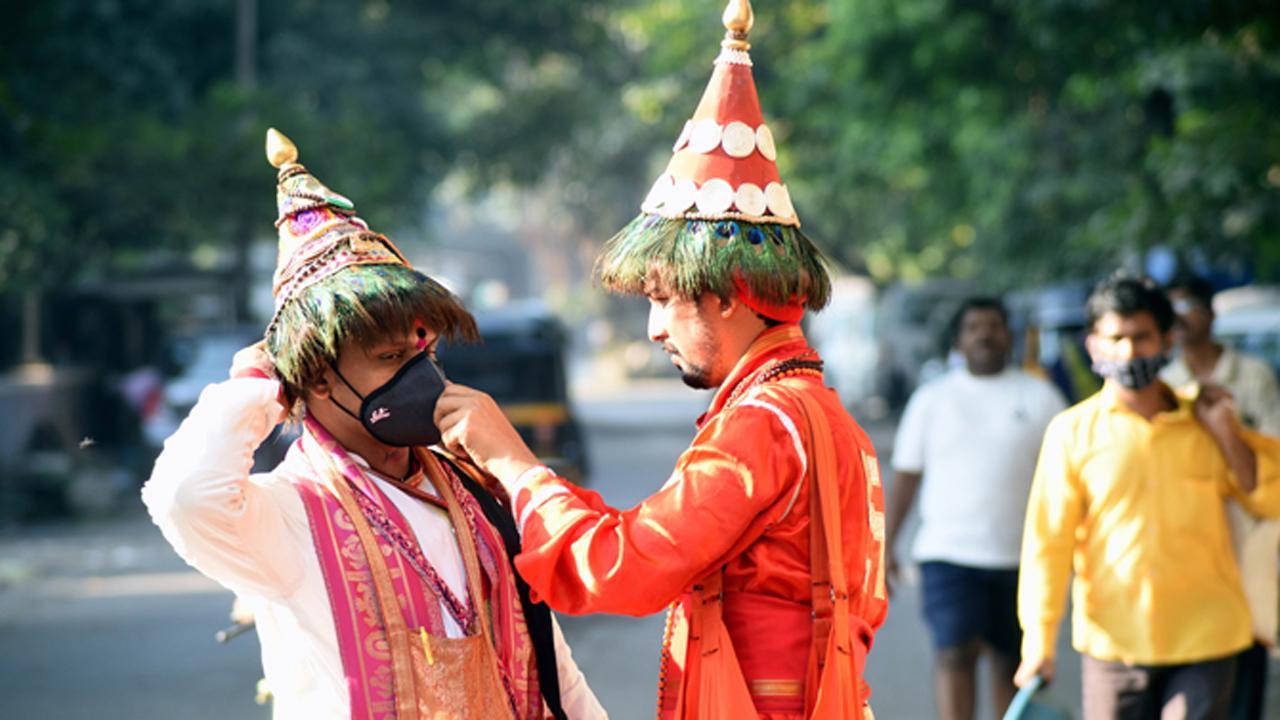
top-left (267, 262), bottom-right (478, 410)
top-left (595, 214), bottom-right (831, 311)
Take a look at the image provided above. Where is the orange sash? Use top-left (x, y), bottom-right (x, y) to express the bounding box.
top-left (668, 383), bottom-right (872, 719)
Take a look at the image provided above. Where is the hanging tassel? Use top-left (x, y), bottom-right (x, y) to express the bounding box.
top-left (419, 627), bottom-right (436, 665)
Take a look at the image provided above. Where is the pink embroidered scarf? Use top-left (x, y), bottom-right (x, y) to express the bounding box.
top-left (293, 416), bottom-right (541, 719)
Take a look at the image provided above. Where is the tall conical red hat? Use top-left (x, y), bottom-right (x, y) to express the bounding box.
top-left (640, 0), bottom-right (797, 226)
top-left (597, 0), bottom-right (831, 322)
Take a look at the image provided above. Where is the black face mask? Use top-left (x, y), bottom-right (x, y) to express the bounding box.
top-left (330, 352), bottom-right (448, 447)
top-left (1092, 352), bottom-right (1168, 390)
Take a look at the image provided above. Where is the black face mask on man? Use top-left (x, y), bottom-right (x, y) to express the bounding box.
top-left (1092, 352), bottom-right (1168, 391)
top-left (329, 352), bottom-right (448, 447)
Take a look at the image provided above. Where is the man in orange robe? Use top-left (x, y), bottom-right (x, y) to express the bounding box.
top-left (435, 3), bottom-right (887, 717)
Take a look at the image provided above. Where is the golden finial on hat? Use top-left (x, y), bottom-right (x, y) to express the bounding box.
top-left (721, 0), bottom-right (753, 51)
top-left (266, 128), bottom-right (300, 172)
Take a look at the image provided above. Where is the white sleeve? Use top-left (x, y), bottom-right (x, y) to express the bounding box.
top-left (551, 615), bottom-right (608, 720)
top-left (141, 377), bottom-right (305, 599)
top-left (892, 386), bottom-right (930, 473)
top-left (1247, 360), bottom-right (1280, 438)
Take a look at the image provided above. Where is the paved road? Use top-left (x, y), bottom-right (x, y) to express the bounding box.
top-left (7, 378), bottom-right (1275, 718)
top-left (0, 380), bottom-right (1073, 720)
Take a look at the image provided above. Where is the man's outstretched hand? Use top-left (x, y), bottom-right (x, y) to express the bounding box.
top-left (434, 383), bottom-right (541, 486)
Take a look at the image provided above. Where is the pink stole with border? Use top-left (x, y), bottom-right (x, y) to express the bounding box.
top-left (292, 417), bottom-right (541, 719)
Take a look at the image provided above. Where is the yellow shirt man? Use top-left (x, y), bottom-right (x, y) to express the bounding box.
top-left (1016, 275), bottom-right (1280, 719)
top-left (1019, 387), bottom-right (1280, 667)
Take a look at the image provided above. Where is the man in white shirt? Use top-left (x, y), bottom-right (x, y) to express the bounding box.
top-left (885, 297), bottom-right (1066, 720)
top-left (143, 129), bottom-right (604, 720)
top-left (1163, 275), bottom-right (1280, 720)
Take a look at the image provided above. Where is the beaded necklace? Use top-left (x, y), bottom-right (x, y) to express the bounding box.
top-left (722, 354), bottom-right (824, 409)
top-left (347, 480), bottom-right (477, 634)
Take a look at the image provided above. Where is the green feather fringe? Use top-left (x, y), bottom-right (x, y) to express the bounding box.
top-left (267, 262), bottom-right (478, 409)
top-left (595, 214), bottom-right (831, 311)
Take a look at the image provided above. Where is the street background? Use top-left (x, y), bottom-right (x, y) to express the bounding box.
top-left (4, 1), bottom-right (1280, 718)
top-left (1, 378), bottom-right (1092, 720)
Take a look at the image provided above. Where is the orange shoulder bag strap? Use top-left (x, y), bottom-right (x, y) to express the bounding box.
top-left (775, 383), bottom-right (865, 719)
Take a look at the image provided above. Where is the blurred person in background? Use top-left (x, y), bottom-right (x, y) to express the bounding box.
top-left (1163, 274), bottom-right (1280, 720)
top-left (1016, 274), bottom-right (1280, 719)
top-left (885, 297), bottom-right (1065, 720)
top-left (433, 3), bottom-right (887, 718)
top-left (142, 130), bottom-right (603, 720)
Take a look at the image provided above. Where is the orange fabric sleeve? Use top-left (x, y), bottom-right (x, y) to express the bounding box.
top-left (513, 403), bottom-right (805, 617)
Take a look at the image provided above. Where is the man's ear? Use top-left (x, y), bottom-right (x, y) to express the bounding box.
top-left (1084, 333), bottom-right (1100, 363)
top-left (717, 291), bottom-right (740, 319)
top-left (308, 372), bottom-right (333, 402)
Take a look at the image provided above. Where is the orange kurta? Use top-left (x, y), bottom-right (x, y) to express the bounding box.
top-left (511, 325), bottom-right (888, 718)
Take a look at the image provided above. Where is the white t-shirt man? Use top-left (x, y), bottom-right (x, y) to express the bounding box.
top-left (892, 368), bottom-right (1067, 568)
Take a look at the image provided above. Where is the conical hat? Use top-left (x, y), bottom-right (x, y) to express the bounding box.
top-left (639, 0), bottom-right (797, 226)
top-left (264, 128), bottom-right (410, 336)
top-left (596, 0), bottom-right (830, 323)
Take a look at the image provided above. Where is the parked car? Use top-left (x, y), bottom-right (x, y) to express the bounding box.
top-left (874, 279), bottom-right (975, 409)
top-left (1213, 285), bottom-right (1280, 378)
top-left (149, 326), bottom-right (295, 471)
top-left (1007, 282), bottom-right (1101, 404)
top-left (807, 275), bottom-right (885, 418)
top-left (438, 301), bottom-right (589, 485)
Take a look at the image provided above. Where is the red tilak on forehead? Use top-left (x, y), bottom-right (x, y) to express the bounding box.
top-left (413, 320), bottom-right (428, 350)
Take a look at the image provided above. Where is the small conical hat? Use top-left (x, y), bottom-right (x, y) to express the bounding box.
top-left (263, 129), bottom-right (410, 335)
top-left (639, 0), bottom-right (797, 226)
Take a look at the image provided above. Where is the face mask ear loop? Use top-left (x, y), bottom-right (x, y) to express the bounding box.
top-left (328, 362), bottom-right (366, 423)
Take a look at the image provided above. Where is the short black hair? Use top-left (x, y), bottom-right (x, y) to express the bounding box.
top-left (949, 296), bottom-right (1008, 342)
top-left (1165, 274), bottom-right (1216, 312)
top-left (1087, 273), bottom-right (1175, 333)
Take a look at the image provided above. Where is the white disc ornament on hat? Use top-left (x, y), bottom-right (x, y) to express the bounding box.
top-left (672, 121), bottom-right (693, 153)
top-left (755, 125), bottom-right (777, 161)
top-left (642, 174), bottom-right (675, 213)
top-left (721, 121), bottom-right (756, 158)
top-left (689, 119), bottom-right (723, 154)
top-left (696, 178), bottom-right (735, 215)
top-left (627, 0), bottom-right (801, 227)
top-left (765, 182), bottom-right (794, 219)
top-left (734, 182), bottom-right (767, 216)
top-left (667, 178), bottom-right (699, 213)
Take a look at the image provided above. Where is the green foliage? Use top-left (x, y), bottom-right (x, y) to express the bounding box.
top-left (593, 0), bottom-right (1280, 286)
top-left (0, 0), bottom-right (615, 292)
top-left (3, 0), bottom-right (1277, 292)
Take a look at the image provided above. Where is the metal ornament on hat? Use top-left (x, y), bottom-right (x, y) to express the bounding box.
top-left (262, 128), bottom-right (411, 340)
top-left (640, 0), bottom-right (799, 227)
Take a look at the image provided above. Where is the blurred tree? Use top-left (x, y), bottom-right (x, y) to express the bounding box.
top-left (0, 0), bottom-right (619, 298)
top-left (3, 0), bottom-right (1277, 300)
top-left (591, 0), bottom-right (1280, 286)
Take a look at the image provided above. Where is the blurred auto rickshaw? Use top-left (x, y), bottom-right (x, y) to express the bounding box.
top-left (438, 302), bottom-right (589, 485)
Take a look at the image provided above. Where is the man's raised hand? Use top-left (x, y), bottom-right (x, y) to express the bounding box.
top-left (434, 384), bottom-right (541, 486)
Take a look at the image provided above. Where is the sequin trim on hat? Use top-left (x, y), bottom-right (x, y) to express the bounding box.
top-left (641, 174), bottom-right (797, 226)
top-left (667, 119), bottom-right (779, 163)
